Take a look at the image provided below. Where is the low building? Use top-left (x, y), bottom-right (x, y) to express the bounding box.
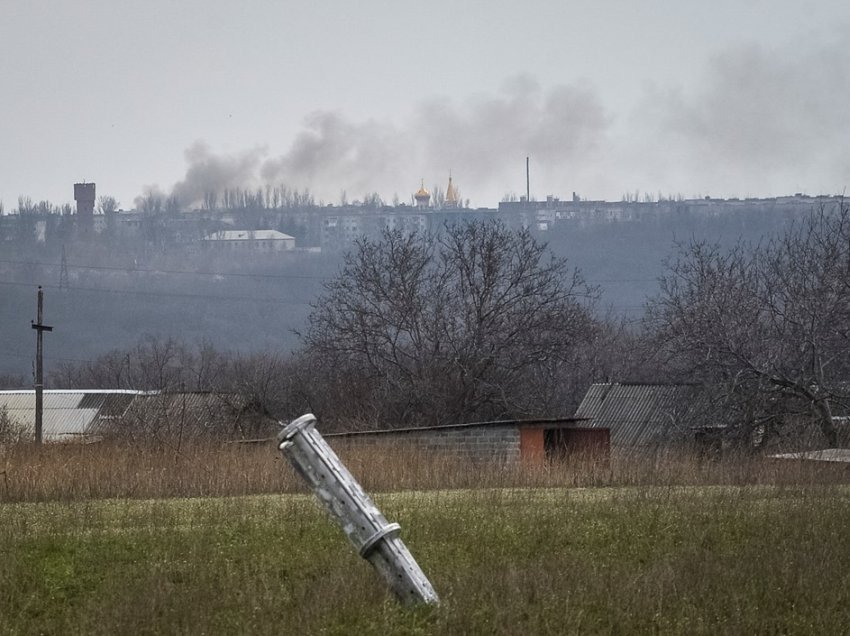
top-left (576, 383), bottom-right (711, 453)
top-left (578, 383), bottom-right (850, 455)
top-left (0, 390), bottom-right (142, 443)
top-left (0, 390), bottom-right (276, 442)
top-left (203, 229), bottom-right (295, 251)
top-left (323, 418), bottom-right (609, 465)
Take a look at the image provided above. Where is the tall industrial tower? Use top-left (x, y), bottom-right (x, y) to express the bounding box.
top-left (74, 182), bottom-right (95, 233)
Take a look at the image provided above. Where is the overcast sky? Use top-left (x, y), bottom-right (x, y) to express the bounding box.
top-left (2, 0), bottom-right (849, 210)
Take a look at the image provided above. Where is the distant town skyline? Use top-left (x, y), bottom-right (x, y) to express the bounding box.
top-left (2, 0), bottom-right (849, 210)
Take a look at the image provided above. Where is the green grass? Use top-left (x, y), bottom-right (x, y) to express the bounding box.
top-left (3, 485), bottom-right (850, 634)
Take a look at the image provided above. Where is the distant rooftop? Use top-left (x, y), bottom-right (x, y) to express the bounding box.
top-left (0, 390), bottom-right (147, 442)
top-left (769, 449), bottom-right (850, 464)
top-left (205, 230), bottom-right (294, 241)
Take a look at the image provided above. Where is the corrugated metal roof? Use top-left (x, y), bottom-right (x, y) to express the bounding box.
top-left (575, 383), bottom-right (703, 449)
top-left (115, 392), bottom-right (268, 436)
top-left (0, 390), bottom-right (145, 442)
top-left (123, 392), bottom-right (250, 416)
top-left (1, 390), bottom-right (274, 441)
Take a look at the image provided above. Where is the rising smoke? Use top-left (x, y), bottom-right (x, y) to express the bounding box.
top-left (148, 38), bottom-right (850, 208)
top-left (613, 38), bottom-right (850, 197)
top-left (148, 142), bottom-right (265, 207)
top-left (149, 75), bottom-right (610, 208)
top-left (259, 111), bottom-right (410, 200)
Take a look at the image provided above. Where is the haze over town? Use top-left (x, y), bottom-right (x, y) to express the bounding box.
top-left (5, 6), bottom-right (850, 631)
top-left (2, 0), bottom-right (849, 209)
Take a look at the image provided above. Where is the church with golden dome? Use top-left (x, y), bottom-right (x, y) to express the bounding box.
top-left (414, 179), bottom-right (431, 209)
top-left (412, 173), bottom-right (460, 209)
top-left (444, 172), bottom-right (460, 208)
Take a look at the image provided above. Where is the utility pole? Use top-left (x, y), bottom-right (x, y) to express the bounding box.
top-left (31, 286), bottom-right (53, 444)
top-left (526, 156), bottom-right (530, 204)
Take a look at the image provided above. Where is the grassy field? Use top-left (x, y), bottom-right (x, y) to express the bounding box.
top-left (2, 482), bottom-right (850, 634)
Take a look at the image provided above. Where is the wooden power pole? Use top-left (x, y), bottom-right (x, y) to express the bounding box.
top-left (31, 286), bottom-right (53, 444)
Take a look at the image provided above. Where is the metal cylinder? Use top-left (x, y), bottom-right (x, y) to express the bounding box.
top-left (278, 413), bottom-right (439, 605)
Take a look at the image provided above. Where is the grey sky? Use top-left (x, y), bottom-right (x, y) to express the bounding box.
top-left (2, 0), bottom-right (849, 209)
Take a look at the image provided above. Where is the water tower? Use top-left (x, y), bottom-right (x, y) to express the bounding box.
top-left (74, 182), bottom-right (95, 232)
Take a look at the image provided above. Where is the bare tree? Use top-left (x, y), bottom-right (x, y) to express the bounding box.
top-left (431, 185), bottom-right (445, 209)
top-left (139, 192), bottom-right (163, 214)
top-left (0, 373), bottom-right (26, 390)
top-left (96, 195), bottom-right (119, 215)
top-left (202, 190), bottom-right (218, 211)
top-left (361, 192), bottom-right (384, 208)
top-left (647, 201), bottom-right (850, 446)
top-left (187, 338), bottom-right (227, 391)
top-left (164, 194), bottom-right (181, 215)
top-left (302, 220), bottom-right (599, 427)
top-left (226, 351), bottom-right (287, 414)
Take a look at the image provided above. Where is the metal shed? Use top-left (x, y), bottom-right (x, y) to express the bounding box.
top-left (0, 390), bottom-right (278, 443)
top-left (575, 383), bottom-right (707, 452)
top-left (0, 390), bottom-right (143, 443)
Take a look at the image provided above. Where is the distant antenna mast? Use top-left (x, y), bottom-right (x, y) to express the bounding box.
top-left (526, 156), bottom-right (530, 203)
top-left (59, 245), bottom-right (69, 290)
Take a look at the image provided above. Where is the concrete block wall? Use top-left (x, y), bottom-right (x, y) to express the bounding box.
top-left (327, 423), bottom-right (521, 463)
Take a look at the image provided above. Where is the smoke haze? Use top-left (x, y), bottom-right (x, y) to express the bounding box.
top-left (619, 39), bottom-right (850, 196)
top-left (151, 39), bottom-right (850, 207)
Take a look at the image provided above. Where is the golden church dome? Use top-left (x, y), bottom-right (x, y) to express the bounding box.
top-left (414, 179), bottom-right (430, 200)
top-left (445, 173), bottom-right (459, 204)
top-left (414, 179), bottom-right (431, 208)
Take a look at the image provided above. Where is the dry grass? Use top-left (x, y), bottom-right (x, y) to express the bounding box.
top-left (1, 437), bottom-right (847, 503)
top-left (2, 436), bottom-right (850, 633)
top-left (0, 440), bottom-right (292, 503)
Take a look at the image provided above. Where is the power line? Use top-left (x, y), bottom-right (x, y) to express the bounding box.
top-left (0, 258), bottom-right (661, 284)
top-left (0, 350), bottom-right (93, 364)
top-left (0, 257), bottom-right (331, 282)
top-left (0, 279), bottom-right (315, 305)
top-left (0, 280), bottom-right (646, 315)
top-left (0, 281), bottom-right (645, 318)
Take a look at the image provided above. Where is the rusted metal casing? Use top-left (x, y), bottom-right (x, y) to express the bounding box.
top-left (277, 413), bottom-right (439, 605)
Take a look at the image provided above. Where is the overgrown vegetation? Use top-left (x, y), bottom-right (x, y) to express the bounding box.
top-left (0, 440), bottom-right (846, 503)
top-left (0, 405), bottom-right (27, 444)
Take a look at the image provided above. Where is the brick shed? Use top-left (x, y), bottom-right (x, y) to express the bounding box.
top-left (323, 418), bottom-right (609, 466)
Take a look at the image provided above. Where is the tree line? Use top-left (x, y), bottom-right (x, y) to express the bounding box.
top-left (8, 203), bottom-right (849, 448)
